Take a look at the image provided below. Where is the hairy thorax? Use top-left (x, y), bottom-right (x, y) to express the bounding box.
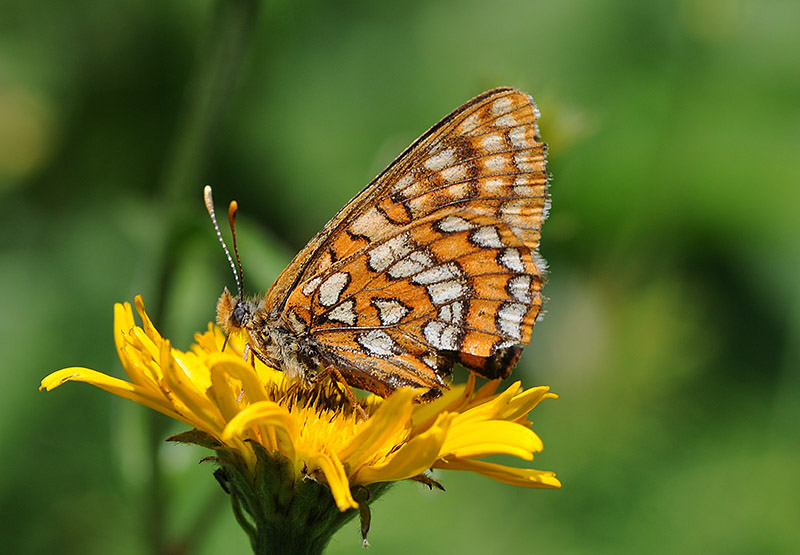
top-left (216, 288), bottom-right (322, 382)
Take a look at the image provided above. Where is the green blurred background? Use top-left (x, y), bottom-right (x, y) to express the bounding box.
top-left (2, 0), bottom-right (798, 553)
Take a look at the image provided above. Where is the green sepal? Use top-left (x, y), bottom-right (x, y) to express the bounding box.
top-left (207, 443), bottom-right (393, 554)
top-left (166, 428), bottom-right (223, 450)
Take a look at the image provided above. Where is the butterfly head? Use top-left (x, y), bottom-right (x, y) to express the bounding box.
top-left (216, 287), bottom-right (258, 334)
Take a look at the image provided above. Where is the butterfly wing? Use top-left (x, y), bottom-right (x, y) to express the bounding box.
top-left (268, 88), bottom-right (548, 395)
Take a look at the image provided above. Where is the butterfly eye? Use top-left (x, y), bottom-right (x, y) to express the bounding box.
top-left (232, 302), bottom-right (251, 328)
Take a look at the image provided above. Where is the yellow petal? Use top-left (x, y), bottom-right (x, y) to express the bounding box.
top-left (113, 302), bottom-right (135, 365)
top-left (222, 400), bottom-right (298, 461)
top-left (338, 388), bottom-right (416, 470)
top-left (411, 375), bottom-right (474, 432)
top-left (40, 367), bottom-right (187, 424)
top-left (434, 458), bottom-right (561, 489)
top-left (192, 325), bottom-right (221, 354)
top-left (134, 295), bottom-right (164, 345)
top-left (205, 353), bottom-right (271, 405)
top-left (113, 303), bottom-right (162, 390)
top-left (208, 362), bottom-right (246, 423)
top-left (309, 451), bottom-right (358, 511)
top-left (473, 378), bottom-right (503, 401)
top-left (130, 326), bottom-right (162, 367)
top-left (500, 386), bottom-right (556, 422)
top-left (355, 414), bottom-right (453, 484)
top-left (457, 381), bottom-right (522, 424)
top-left (158, 340), bottom-right (226, 436)
top-left (441, 420), bottom-right (543, 460)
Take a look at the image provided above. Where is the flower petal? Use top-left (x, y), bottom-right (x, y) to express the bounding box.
top-left (434, 457), bottom-right (561, 489)
top-left (205, 354), bottom-right (271, 405)
top-left (222, 400), bottom-right (298, 461)
top-left (338, 388), bottom-right (417, 471)
top-left (441, 420), bottom-right (543, 460)
top-left (40, 367), bottom-right (186, 423)
top-left (157, 340), bottom-right (227, 435)
top-left (134, 295), bottom-right (164, 345)
top-left (355, 413), bottom-right (453, 484)
top-left (500, 386), bottom-right (557, 422)
top-left (411, 375), bottom-right (475, 433)
top-left (310, 451), bottom-right (358, 511)
top-left (458, 381), bottom-right (522, 423)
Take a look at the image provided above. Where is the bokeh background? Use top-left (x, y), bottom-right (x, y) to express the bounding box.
top-left (2, 0), bottom-right (798, 553)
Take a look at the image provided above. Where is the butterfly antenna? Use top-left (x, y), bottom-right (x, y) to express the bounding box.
top-left (204, 185), bottom-right (242, 298)
top-left (228, 199), bottom-right (245, 295)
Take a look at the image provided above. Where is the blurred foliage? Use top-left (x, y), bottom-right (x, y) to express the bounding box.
top-left (2, 0), bottom-right (799, 553)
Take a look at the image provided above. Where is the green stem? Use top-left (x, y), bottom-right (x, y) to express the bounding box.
top-left (145, 1), bottom-right (261, 553)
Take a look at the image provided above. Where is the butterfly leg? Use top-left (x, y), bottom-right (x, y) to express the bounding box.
top-left (324, 365), bottom-right (369, 421)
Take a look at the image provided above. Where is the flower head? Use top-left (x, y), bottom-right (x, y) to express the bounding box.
top-left (41, 296), bottom-right (560, 548)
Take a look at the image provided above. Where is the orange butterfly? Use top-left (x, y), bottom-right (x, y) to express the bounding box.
top-left (207, 87), bottom-right (549, 401)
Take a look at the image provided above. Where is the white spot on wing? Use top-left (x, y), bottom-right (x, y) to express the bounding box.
top-left (423, 321), bottom-right (460, 350)
top-left (412, 263), bottom-right (461, 285)
top-left (500, 200), bottom-right (532, 223)
top-left (427, 279), bottom-right (464, 305)
top-left (494, 114), bottom-right (518, 128)
top-left (492, 96), bottom-right (513, 116)
top-left (424, 321), bottom-right (445, 347)
top-left (392, 173), bottom-right (413, 192)
top-left (513, 176), bottom-right (536, 197)
top-left (388, 250), bottom-right (434, 279)
top-left (498, 247), bottom-right (525, 272)
top-left (458, 113), bottom-right (482, 134)
top-left (484, 154), bottom-right (509, 173)
top-left (471, 226), bottom-right (504, 248)
top-left (318, 272), bottom-right (349, 307)
top-left (302, 276), bottom-right (322, 296)
top-left (425, 148), bottom-right (455, 172)
top-left (350, 206), bottom-right (393, 241)
top-left (514, 151), bottom-right (535, 172)
top-left (438, 301), bottom-right (464, 324)
top-left (480, 133), bottom-right (505, 153)
top-left (446, 182), bottom-right (471, 200)
top-left (357, 330), bottom-right (397, 357)
top-left (483, 177), bottom-right (507, 195)
top-left (373, 298), bottom-right (410, 326)
top-left (497, 302), bottom-right (526, 340)
top-left (327, 299), bottom-right (357, 326)
top-left (437, 215), bottom-right (475, 233)
top-left (439, 326), bottom-right (461, 350)
top-left (508, 275), bottom-right (532, 303)
top-left (440, 164), bottom-right (468, 183)
top-left (508, 126), bottom-right (530, 148)
top-left (369, 233), bottom-right (413, 272)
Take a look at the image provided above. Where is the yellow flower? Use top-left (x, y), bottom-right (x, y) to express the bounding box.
top-left (41, 296), bottom-right (560, 549)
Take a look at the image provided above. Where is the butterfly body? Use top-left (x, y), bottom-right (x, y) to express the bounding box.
top-left (217, 290), bottom-right (326, 383)
top-left (215, 87), bottom-right (549, 400)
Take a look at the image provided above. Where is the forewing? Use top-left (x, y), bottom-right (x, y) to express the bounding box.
top-left (264, 88), bottom-right (548, 314)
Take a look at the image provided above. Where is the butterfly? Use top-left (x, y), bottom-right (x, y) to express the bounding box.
top-left (207, 87), bottom-right (549, 402)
